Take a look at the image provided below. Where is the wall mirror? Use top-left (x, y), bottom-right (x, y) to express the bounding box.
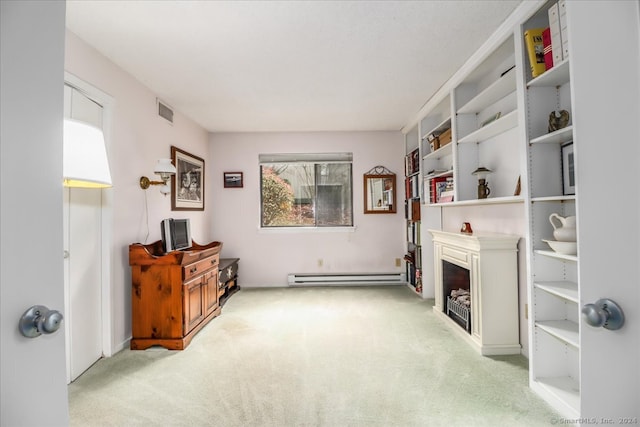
top-left (363, 166), bottom-right (396, 214)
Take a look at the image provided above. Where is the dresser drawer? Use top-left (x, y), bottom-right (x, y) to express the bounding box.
top-left (184, 255), bottom-right (219, 281)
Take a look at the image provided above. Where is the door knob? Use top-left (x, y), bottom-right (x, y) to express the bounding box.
top-left (19, 305), bottom-right (64, 338)
top-left (582, 299), bottom-right (625, 330)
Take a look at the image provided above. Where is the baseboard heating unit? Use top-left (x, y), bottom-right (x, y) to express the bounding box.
top-left (287, 272), bottom-right (406, 286)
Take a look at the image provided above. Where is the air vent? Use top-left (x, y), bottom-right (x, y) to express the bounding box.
top-left (157, 99), bottom-right (174, 124)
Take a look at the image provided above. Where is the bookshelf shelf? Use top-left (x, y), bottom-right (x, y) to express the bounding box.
top-left (531, 195), bottom-right (575, 203)
top-left (423, 142), bottom-right (452, 161)
top-left (421, 117), bottom-right (451, 141)
top-left (458, 110), bottom-right (518, 144)
top-left (533, 377), bottom-right (580, 417)
top-left (528, 58), bottom-right (570, 88)
top-left (424, 169), bottom-right (453, 179)
top-left (430, 195), bottom-right (524, 207)
top-left (536, 320), bottom-right (579, 348)
top-left (535, 249), bottom-right (578, 263)
top-left (534, 280), bottom-right (578, 303)
top-left (530, 126), bottom-right (573, 145)
top-left (458, 68), bottom-right (517, 114)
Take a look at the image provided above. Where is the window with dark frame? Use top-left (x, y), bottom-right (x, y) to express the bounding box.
top-left (259, 153), bottom-right (353, 228)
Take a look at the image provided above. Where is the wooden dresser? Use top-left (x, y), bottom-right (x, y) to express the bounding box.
top-left (129, 240), bottom-right (223, 350)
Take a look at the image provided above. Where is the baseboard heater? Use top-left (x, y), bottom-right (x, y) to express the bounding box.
top-left (287, 272), bottom-right (406, 286)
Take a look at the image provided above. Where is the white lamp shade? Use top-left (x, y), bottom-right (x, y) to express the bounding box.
top-left (63, 119), bottom-right (112, 188)
top-left (154, 159), bottom-right (176, 175)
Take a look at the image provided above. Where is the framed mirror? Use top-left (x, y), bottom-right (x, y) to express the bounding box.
top-left (363, 166), bottom-right (396, 214)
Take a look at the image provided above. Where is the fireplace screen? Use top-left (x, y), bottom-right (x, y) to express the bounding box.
top-left (442, 260), bottom-right (471, 332)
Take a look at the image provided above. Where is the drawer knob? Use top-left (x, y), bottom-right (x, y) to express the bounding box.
top-left (190, 267), bottom-right (197, 274)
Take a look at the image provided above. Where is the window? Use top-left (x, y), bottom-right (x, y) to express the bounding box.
top-left (260, 153), bottom-right (353, 228)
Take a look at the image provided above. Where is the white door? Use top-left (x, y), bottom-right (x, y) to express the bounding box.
top-left (0, 1), bottom-right (69, 425)
top-left (63, 85), bottom-right (105, 382)
top-left (568, 1), bottom-right (640, 419)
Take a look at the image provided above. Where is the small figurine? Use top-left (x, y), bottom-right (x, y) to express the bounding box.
top-left (548, 110), bottom-right (570, 132)
top-left (460, 222), bottom-right (473, 234)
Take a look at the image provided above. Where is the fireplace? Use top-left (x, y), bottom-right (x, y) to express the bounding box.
top-left (428, 229), bottom-right (521, 355)
top-left (442, 260), bottom-right (471, 333)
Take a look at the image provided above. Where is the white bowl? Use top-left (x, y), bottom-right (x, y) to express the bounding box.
top-left (543, 239), bottom-right (577, 255)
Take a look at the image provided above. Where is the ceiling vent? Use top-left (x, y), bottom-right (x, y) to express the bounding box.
top-left (157, 99), bottom-right (174, 124)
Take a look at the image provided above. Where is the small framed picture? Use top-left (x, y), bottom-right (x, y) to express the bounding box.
top-left (224, 172), bottom-right (243, 188)
top-left (561, 142), bottom-right (575, 195)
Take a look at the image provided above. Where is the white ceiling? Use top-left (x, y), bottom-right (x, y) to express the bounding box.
top-left (65, 1), bottom-right (522, 133)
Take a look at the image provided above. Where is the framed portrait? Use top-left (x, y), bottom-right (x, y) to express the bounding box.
top-left (224, 172), bottom-right (243, 188)
top-left (171, 146), bottom-right (204, 211)
top-left (561, 142), bottom-right (575, 195)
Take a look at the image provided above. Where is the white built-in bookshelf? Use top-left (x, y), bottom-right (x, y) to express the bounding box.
top-left (399, 0), bottom-right (640, 419)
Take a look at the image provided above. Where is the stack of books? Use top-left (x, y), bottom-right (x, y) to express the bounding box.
top-left (429, 176), bottom-right (454, 203)
top-left (524, 0), bottom-right (568, 78)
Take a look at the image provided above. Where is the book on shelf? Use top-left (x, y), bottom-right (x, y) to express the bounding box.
top-left (438, 177), bottom-right (455, 203)
top-left (548, 2), bottom-right (564, 64)
top-left (405, 252), bottom-right (421, 286)
top-left (406, 221), bottom-right (421, 246)
top-left (524, 27), bottom-right (546, 78)
top-left (438, 190), bottom-right (455, 203)
top-left (404, 198), bottom-right (421, 221)
top-left (542, 27), bottom-right (553, 70)
top-left (405, 177), bottom-right (410, 199)
top-left (559, 0), bottom-right (569, 60)
top-left (429, 176), bottom-right (447, 203)
top-left (406, 263), bottom-right (418, 287)
top-left (405, 148), bottom-right (420, 176)
top-left (405, 176), bottom-right (419, 199)
top-left (405, 175), bottom-right (420, 199)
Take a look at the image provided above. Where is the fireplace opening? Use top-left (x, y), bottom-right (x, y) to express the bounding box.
top-left (442, 260), bottom-right (471, 333)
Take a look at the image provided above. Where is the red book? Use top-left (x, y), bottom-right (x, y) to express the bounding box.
top-left (429, 176), bottom-right (447, 203)
top-left (542, 27), bottom-right (553, 70)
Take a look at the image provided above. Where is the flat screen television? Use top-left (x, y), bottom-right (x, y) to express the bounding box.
top-left (161, 218), bottom-right (192, 253)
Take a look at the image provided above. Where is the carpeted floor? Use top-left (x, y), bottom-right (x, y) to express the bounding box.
top-left (68, 286), bottom-right (559, 426)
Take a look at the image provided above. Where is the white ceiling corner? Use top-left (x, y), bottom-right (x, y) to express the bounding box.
top-left (65, 0), bottom-right (523, 133)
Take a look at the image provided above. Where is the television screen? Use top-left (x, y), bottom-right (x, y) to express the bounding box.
top-left (172, 219), bottom-right (191, 250)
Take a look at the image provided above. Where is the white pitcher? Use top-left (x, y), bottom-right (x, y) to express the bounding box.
top-left (549, 213), bottom-right (577, 242)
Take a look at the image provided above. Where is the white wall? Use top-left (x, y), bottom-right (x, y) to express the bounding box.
top-left (64, 30), bottom-right (211, 351)
top-left (209, 131), bottom-right (406, 286)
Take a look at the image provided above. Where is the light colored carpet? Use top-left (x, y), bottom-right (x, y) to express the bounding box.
top-left (68, 286), bottom-right (559, 426)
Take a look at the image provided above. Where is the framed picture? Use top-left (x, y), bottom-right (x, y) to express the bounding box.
top-left (171, 146), bottom-right (204, 211)
top-left (224, 172), bottom-right (243, 188)
top-left (561, 142), bottom-right (575, 195)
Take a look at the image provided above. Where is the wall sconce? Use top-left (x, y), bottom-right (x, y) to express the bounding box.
top-left (63, 119), bottom-right (112, 188)
top-left (140, 159), bottom-right (176, 195)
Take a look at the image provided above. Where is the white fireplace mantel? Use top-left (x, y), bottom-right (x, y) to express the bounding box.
top-left (429, 230), bottom-right (521, 356)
